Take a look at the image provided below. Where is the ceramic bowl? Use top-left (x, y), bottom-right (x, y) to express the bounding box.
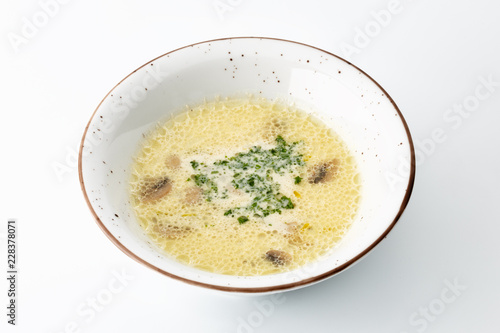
top-left (79, 37), bottom-right (415, 294)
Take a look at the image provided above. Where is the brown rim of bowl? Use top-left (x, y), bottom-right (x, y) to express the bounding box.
top-left (78, 36), bottom-right (416, 293)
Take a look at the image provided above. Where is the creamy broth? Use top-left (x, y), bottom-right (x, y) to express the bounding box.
top-left (130, 98), bottom-right (360, 276)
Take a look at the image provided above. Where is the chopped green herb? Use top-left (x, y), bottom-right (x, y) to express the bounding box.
top-left (276, 135), bottom-right (286, 145)
top-left (193, 174), bottom-right (207, 185)
top-left (238, 216), bottom-right (249, 224)
top-left (279, 196), bottom-right (294, 209)
top-left (189, 136), bottom-right (305, 223)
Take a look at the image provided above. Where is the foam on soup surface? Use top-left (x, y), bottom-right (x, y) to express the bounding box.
top-left (130, 98), bottom-right (360, 276)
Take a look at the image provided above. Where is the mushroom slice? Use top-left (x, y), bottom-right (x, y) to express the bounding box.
top-left (184, 187), bottom-right (202, 204)
top-left (285, 222), bottom-right (303, 246)
top-left (139, 176), bottom-right (172, 202)
top-left (285, 222), bottom-right (299, 233)
top-left (152, 223), bottom-right (191, 240)
top-left (165, 155), bottom-right (181, 169)
top-left (308, 159), bottom-right (340, 184)
top-left (265, 249), bottom-right (292, 265)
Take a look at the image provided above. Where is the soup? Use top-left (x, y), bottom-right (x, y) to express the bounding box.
top-left (129, 97), bottom-right (360, 276)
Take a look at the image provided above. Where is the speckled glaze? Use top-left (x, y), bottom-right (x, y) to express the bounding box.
top-left (79, 37), bottom-right (415, 294)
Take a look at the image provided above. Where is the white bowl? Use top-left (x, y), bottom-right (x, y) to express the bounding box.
top-left (79, 37), bottom-right (415, 294)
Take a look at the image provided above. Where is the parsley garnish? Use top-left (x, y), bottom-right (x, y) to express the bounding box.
top-left (237, 216), bottom-right (249, 224)
top-left (190, 161), bottom-right (199, 169)
top-left (190, 136), bottom-right (305, 223)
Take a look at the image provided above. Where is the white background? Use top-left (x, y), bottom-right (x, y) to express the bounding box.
top-left (1, 0), bottom-right (499, 332)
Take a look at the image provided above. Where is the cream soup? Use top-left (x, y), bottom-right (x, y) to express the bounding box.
top-left (130, 98), bottom-right (360, 276)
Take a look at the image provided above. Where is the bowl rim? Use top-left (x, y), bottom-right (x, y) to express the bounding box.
top-left (78, 36), bottom-right (416, 293)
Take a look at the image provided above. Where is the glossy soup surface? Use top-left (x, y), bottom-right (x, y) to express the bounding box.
top-left (130, 98), bottom-right (360, 276)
